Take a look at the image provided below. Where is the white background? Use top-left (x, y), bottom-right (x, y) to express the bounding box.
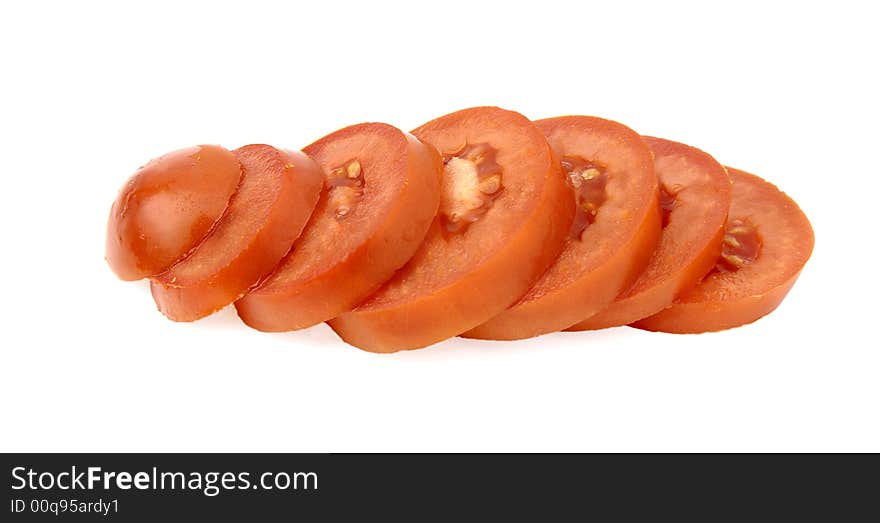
top-left (1, 1), bottom-right (877, 452)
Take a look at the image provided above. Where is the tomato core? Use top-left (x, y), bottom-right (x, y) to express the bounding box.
top-left (659, 185), bottom-right (676, 228)
top-left (560, 156), bottom-right (607, 239)
top-left (716, 218), bottom-right (762, 272)
top-left (326, 159), bottom-right (365, 219)
top-left (439, 142), bottom-right (504, 233)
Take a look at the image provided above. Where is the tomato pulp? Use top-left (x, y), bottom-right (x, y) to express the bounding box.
top-left (464, 116), bottom-right (661, 340)
top-left (569, 137), bottom-right (731, 331)
top-left (329, 107), bottom-right (574, 352)
top-left (236, 123), bottom-right (442, 331)
top-left (633, 167), bottom-right (813, 333)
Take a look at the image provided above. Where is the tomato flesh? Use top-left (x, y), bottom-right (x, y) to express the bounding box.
top-left (569, 137), bottom-right (731, 331)
top-left (464, 116), bottom-right (661, 340)
top-left (328, 107), bottom-right (574, 352)
top-left (633, 167), bottom-right (813, 333)
top-left (105, 145), bottom-right (242, 281)
top-left (150, 145), bottom-right (323, 321)
top-left (236, 123), bottom-right (442, 331)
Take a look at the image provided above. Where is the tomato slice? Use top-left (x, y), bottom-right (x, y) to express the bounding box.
top-left (105, 145), bottom-right (242, 281)
top-left (328, 107), bottom-right (575, 352)
top-left (150, 145), bottom-right (323, 321)
top-left (568, 137), bottom-right (731, 331)
top-left (632, 167), bottom-right (813, 333)
top-left (235, 123), bottom-right (442, 331)
top-left (463, 116), bottom-right (661, 340)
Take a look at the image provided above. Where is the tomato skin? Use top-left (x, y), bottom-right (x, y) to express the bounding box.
top-left (632, 167), bottom-right (814, 333)
top-left (634, 270), bottom-right (803, 333)
top-left (105, 145), bottom-right (242, 281)
top-left (464, 116), bottom-right (662, 340)
top-left (150, 145), bottom-right (323, 322)
top-left (568, 137), bottom-right (731, 331)
top-left (236, 124), bottom-right (442, 332)
top-left (328, 107), bottom-right (575, 352)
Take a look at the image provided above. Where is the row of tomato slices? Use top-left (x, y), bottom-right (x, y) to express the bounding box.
top-left (106, 107), bottom-right (814, 352)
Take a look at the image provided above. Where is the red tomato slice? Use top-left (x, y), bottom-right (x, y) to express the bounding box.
top-left (328, 107), bottom-right (575, 352)
top-left (569, 137), bottom-right (731, 331)
top-left (633, 167), bottom-right (814, 333)
top-left (464, 116), bottom-right (661, 340)
top-left (235, 123), bottom-right (442, 331)
top-left (105, 145), bottom-right (242, 280)
top-left (150, 145), bottom-right (323, 321)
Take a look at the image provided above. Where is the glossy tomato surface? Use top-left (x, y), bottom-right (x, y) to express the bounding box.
top-left (106, 145), bottom-right (242, 280)
top-left (151, 145), bottom-right (323, 321)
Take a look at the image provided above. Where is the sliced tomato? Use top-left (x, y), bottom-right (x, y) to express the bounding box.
top-left (150, 145), bottom-right (323, 321)
top-left (569, 137), bottom-right (731, 331)
top-left (464, 116), bottom-right (661, 340)
top-left (328, 107), bottom-right (575, 352)
top-left (235, 123), bottom-right (442, 331)
top-left (105, 145), bottom-right (242, 280)
top-left (633, 167), bottom-right (813, 333)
